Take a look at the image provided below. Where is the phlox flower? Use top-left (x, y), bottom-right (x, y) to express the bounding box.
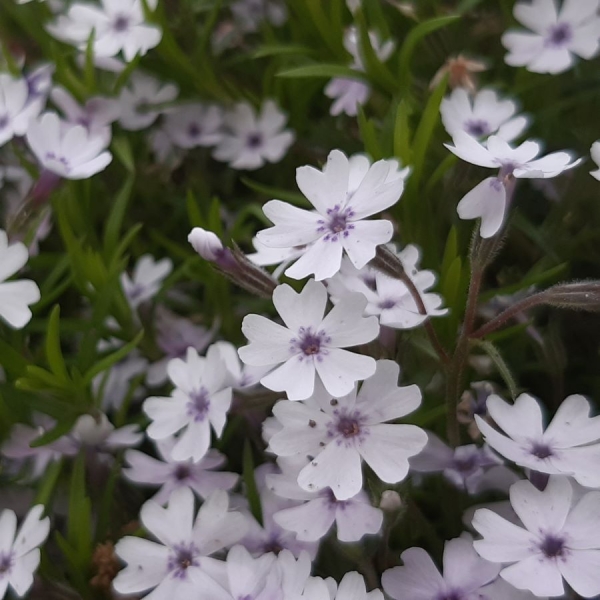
top-left (266, 457), bottom-right (383, 542)
top-left (440, 87), bottom-right (528, 142)
top-left (238, 279), bottom-right (379, 401)
top-left (25, 112), bottom-right (112, 179)
top-left (0, 505), bottom-right (50, 600)
top-left (123, 439), bottom-right (238, 505)
top-left (143, 346), bottom-right (233, 462)
top-left (70, 412), bottom-right (142, 453)
top-left (502, 0), bottom-right (600, 74)
top-left (213, 100), bottom-right (294, 170)
top-left (445, 132), bottom-right (580, 237)
top-left (0, 230), bottom-right (40, 329)
top-left (325, 27), bottom-right (394, 117)
top-left (48, 0), bottom-right (161, 61)
top-left (0, 74), bottom-right (43, 148)
top-left (163, 103), bottom-right (223, 149)
top-left (113, 488), bottom-right (247, 600)
top-left (120, 254), bottom-right (173, 309)
top-left (303, 571), bottom-right (383, 600)
top-left (257, 150), bottom-right (407, 281)
top-left (267, 360), bottom-right (426, 500)
top-left (473, 476), bottom-right (600, 598)
top-left (224, 545), bottom-right (278, 600)
top-left (476, 393), bottom-right (600, 487)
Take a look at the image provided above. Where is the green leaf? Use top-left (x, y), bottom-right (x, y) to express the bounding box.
top-left (393, 100), bottom-right (413, 165)
top-left (103, 175), bottom-right (135, 257)
top-left (34, 459), bottom-right (63, 507)
top-left (83, 28), bottom-right (96, 93)
top-left (243, 440), bottom-right (263, 527)
top-left (473, 339), bottom-right (519, 399)
top-left (253, 44), bottom-right (314, 58)
top-left (357, 104), bottom-right (383, 160)
top-left (186, 189), bottom-right (204, 228)
top-left (45, 305), bottom-right (70, 383)
top-left (111, 135), bottom-right (135, 173)
top-left (241, 178), bottom-right (308, 207)
top-left (66, 453), bottom-right (93, 568)
top-left (276, 64), bottom-right (366, 81)
top-left (0, 338), bottom-right (28, 378)
top-left (83, 329), bottom-right (144, 386)
top-left (398, 16), bottom-right (460, 93)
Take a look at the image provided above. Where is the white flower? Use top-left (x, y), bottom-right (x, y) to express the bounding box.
top-left (382, 535), bottom-right (537, 600)
top-left (268, 360), bottom-right (426, 500)
top-left (257, 151), bottom-right (407, 281)
top-left (0, 505), bottom-right (50, 600)
top-left (113, 488), bottom-right (247, 600)
top-left (590, 141), bottom-right (600, 180)
top-left (118, 72), bottom-right (178, 131)
top-left (445, 132), bottom-right (580, 238)
top-left (267, 457), bottom-right (383, 542)
top-left (325, 27), bottom-right (393, 117)
top-left (327, 246), bottom-right (447, 329)
top-left (143, 346), bottom-right (233, 462)
top-left (0, 74), bottom-right (43, 147)
top-left (213, 341), bottom-right (271, 391)
top-left (120, 254), bottom-right (173, 309)
top-left (47, 0), bottom-right (161, 61)
top-left (224, 545), bottom-right (277, 600)
top-left (473, 476), bottom-right (600, 598)
top-left (25, 112), bottom-right (112, 179)
top-left (476, 393), bottom-right (600, 487)
top-left (163, 103), bottom-right (223, 149)
top-left (123, 439), bottom-right (238, 505)
top-left (70, 413), bottom-right (142, 451)
top-left (440, 87), bottom-right (528, 142)
top-left (502, 0), bottom-right (600, 74)
top-left (0, 230), bottom-right (40, 329)
top-left (213, 100), bottom-right (294, 170)
top-left (50, 86), bottom-right (120, 144)
top-left (238, 279), bottom-right (379, 401)
top-left (305, 572), bottom-right (384, 600)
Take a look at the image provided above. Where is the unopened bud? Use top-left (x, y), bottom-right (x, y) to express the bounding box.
top-left (188, 227), bottom-right (236, 270)
top-left (544, 281), bottom-right (600, 311)
top-left (379, 490), bottom-right (402, 512)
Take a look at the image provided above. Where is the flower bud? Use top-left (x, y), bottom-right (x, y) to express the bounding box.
top-left (379, 490), bottom-right (402, 512)
top-left (188, 227), bottom-right (225, 261)
top-left (544, 281), bottom-right (600, 311)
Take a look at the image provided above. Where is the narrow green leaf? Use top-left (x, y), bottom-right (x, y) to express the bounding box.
top-left (83, 28), bottom-right (96, 92)
top-left (186, 189), bottom-right (204, 228)
top-left (276, 63), bottom-right (366, 81)
top-left (46, 305), bottom-right (70, 382)
top-left (357, 105), bottom-right (383, 160)
top-left (474, 339), bottom-right (519, 399)
top-left (0, 338), bottom-right (28, 378)
top-left (103, 175), bottom-right (135, 257)
top-left (393, 100), bottom-right (413, 165)
top-left (111, 135), bottom-right (135, 173)
top-left (241, 178), bottom-right (307, 207)
top-left (34, 459), bottom-right (63, 507)
top-left (30, 417), bottom-right (79, 448)
top-left (253, 44), bottom-right (314, 58)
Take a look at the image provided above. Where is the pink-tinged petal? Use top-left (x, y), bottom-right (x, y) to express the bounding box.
top-left (358, 424), bottom-right (427, 484)
top-left (558, 549), bottom-right (600, 598)
top-left (545, 394), bottom-right (600, 447)
top-left (500, 555), bottom-right (565, 597)
top-left (485, 393), bottom-right (545, 440)
top-left (239, 315), bottom-right (293, 365)
top-left (273, 498), bottom-right (336, 541)
top-left (260, 356), bottom-right (316, 401)
top-left (382, 547), bottom-right (445, 600)
top-left (343, 219), bottom-right (393, 269)
top-left (258, 201), bottom-right (322, 247)
top-left (321, 293), bottom-right (378, 347)
top-left (272, 280), bottom-right (327, 331)
top-left (296, 150), bottom-right (349, 214)
top-left (472, 509), bottom-right (534, 562)
top-left (502, 31), bottom-right (546, 66)
top-left (113, 537), bottom-right (169, 593)
top-left (284, 236), bottom-right (344, 281)
top-left (509, 477), bottom-right (572, 535)
top-left (444, 131), bottom-right (497, 168)
top-left (443, 537), bottom-right (500, 591)
top-left (315, 348), bottom-right (376, 399)
top-left (297, 442), bottom-right (363, 500)
top-left (335, 497), bottom-right (383, 542)
top-left (514, 0), bottom-right (558, 33)
top-left (563, 491), bottom-right (600, 550)
top-left (457, 177), bottom-right (507, 239)
top-left (141, 488), bottom-right (195, 546)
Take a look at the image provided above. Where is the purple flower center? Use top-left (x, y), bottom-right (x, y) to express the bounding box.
top-left (362, 274), bottom-right (377, 291)
top-left (464, 119), bottom-right (490, 137)
top-left (168, 543), bottom-right (199, 578)
top-left (317, 205), bottom-right (355, 242)
top-left (263, 537), bottom-right (284, 554)
top-left (246, 132), bottom-right (263, 148)
top-left (539, 534), bottom-right (565, 558)
top-left (173, 464), bottom-right (191, 481)
top-left (530, 442), bottom-right (553, 459)
top-left (546, 23), bottom-right (572, 47)
top-left (45, 151), bottom-right (70, 169)
top-left (112, 15), bottom-right (131, 32)
top-left (337, 416), bottom-right (361, 437)
top-left (437, 592), bottom-right (463, 600)
top-left (0, 553), bottom-right (13, 576)
top-left (453, 454), bottom-right (479, 474)
top-left (378, 298), bottom-right (396, 310)
top-left (328, 408), bottom-right (368, 444)
top-left (0, 115), bottom-right (8, 130)
top-left (187, 123), bottom-right (201, 138)
top-left (291, 327), bottom-right (330, 360)
top-left (186, 388), bottom-right (210, 421)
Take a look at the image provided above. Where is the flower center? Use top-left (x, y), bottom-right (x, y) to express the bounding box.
top-left (437, 592), bottom-right (463, 600)
top-left (337, 416), bottom-right (361, 437)
top-left (378, 298), bottom-right (396, 310)
top-left (546, 23), bottom-right (572, 47)
top-left (539, 534), bottom-right (565, 558)
top-left (246, 132), bottom-right (263, 148)
top-left (291, 327), bottom-right (330, 360)
top-left (453, 454), bottom-right (479, 473)
top-left (0, 553), bottom-right (14, 577)
top-left (317, 205), bottom-right (356, 242)
top-left (464, 119), bottom-right (490, 137)
top-left (263, 537), bottom-right (284, 554)
top-left (168, 543), bottom-right (199, 578)
top-left (530, 442), bottom-right (553, 459)
top-left (44, 151), bottom-right (70, 170)
top-left (112, 15), bottom-right (131, 32)
top-left (173, 464), bottom-right (191, 481)
top-left (186, 388), bottom-right (210, 422)
top-left (0, 115), bottom-right (8, 130)
top-left (187, 123), bottom-right (201, 138)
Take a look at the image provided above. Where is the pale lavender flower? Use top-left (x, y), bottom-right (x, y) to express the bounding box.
top-left (163, 103), bottom-right (223, 149)
top-left (0, 74), bottom-right (44, 147)
top-left (238, 279), bottom-right (379, 401)
top-left (224, 545), bottom-right (277, 600)
top-left (120, 254), bottom-right (173, 310)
